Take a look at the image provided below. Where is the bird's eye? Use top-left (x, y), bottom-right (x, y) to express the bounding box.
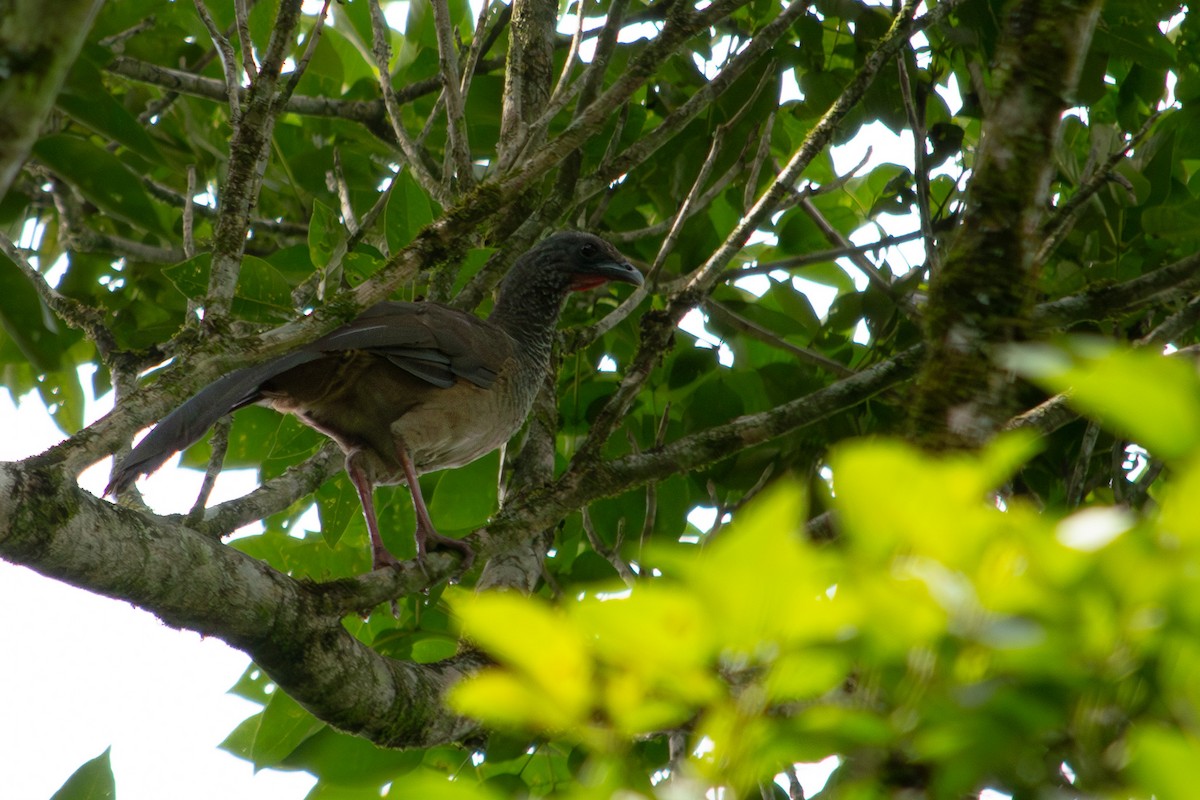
top-left (580, 242), bottom-right (597, 258)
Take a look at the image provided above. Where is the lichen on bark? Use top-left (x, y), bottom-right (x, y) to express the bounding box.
top-left (909, 0), bottom-right (1103, 451)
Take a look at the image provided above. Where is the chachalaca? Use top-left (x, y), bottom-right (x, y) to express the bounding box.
top-left (107, 232), bottom-right (643, 570)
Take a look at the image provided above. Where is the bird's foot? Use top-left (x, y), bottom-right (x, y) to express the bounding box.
top-left (372, 543), bottom-right (402, 572)
top-left (416, 532), bottom-right (476, 581)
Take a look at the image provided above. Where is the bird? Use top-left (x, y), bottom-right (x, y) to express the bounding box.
top-left (106, 231), bottom-right (643, 572)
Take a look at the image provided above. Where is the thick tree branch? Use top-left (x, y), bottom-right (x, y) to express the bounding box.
top-left (909, 0), bottom-right (1103, 450)
top-left (0, 462), bottom-right (486, 749)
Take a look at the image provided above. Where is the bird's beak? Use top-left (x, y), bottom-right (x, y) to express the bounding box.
top-left (572, 260), bottom-right (644, 291)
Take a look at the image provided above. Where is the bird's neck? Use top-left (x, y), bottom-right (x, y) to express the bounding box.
top-left (487, 280), bottom-right (568, 367)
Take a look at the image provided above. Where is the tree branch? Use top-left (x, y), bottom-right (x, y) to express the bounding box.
top-left (0, 462), bottom-right (486, 749)
top-left (202, 0), bottom-right (304, 322)
top-left (909, 0), bottom-right (1103, 450)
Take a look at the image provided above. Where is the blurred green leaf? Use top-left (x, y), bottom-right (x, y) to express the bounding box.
top-left (1008, 341), bottom-right (1200, 460)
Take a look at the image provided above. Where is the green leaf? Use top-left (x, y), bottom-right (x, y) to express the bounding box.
top-left (309, 200), bottom-right (343, 270)
top-left (372, 630), bottom-right (459, 663)
top-left (60, 54), bottom-right (165, 163)
top-left (219, 712), bottom-right (263, 760)
top-left (1127, 724), bottom-right (1200, 800)
top-left (304, 782), bottom-right (388, 800)
top-left (385, 170), bottom-right (436, 255)
top-left (50, 748), bottom-right (115, 800)
top-left (0, 252), bottom-right (67, 371)
top-left (252, 688), bottom-right (326, 769)
top-left (163, 254), bottom-right (294, 322)
top-left (316, 475), bottom-right (360, 548)
top-left (281, 727), bottom-right (424, 786)
top-left (384, 770), bottom-right (502, 800)
top-left (37, 367), bottom-right (86, 433)
top-left (427, 450), bottom-right (500, 530)
top-left (33, 134), bottom-right (168, 233)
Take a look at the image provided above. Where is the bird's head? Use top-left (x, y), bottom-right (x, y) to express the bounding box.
top-left (494, 232), bottom-right (643, 320)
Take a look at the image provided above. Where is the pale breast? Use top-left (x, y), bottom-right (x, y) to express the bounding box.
top-left (392, 363), bottom-right (536, 474)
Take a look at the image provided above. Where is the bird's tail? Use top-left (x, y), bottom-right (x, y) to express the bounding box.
top-left (105, 351), bottom-right (319, 495)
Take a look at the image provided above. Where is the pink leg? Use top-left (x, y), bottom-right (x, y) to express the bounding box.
top-left (346, 455), bottom-right (399, 570)
top-left (394, 440), bottom-right (475, 571)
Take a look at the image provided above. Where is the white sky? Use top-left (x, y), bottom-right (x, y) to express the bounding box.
top-left (0, 384), bottom-right (318, 799)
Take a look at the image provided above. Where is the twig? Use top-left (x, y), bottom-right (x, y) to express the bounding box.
top-left (279, 0), bottom-right (333, 106)
top-left (499, 0), bottom-right (751, 197)
top-left (1035, 108), bottom-right (1163, 267)
top-left (110, 55), bottom-right (505, 128)
top-left (704, 299), bottom-right (855, 377)
top-left (637, 404), bottom-right (671, 558)
top-left (203, 0), bottom-right (304, 322)
top-left (581, 508), bottom-right (637, 586)
top-left (0, 232), bottom-right (117, 357)
top-left (583, 103), bottom-right (630, 229)
top-left (573, 79), bottom-right (767, 347)
top-left (797, 196), bottom-right (896, 296)
top-left (786, 765), bottom-right (807, 800)
top-left (743, 112), bottom-right (774, 213)
top-left (98, 17), bottom-right (157, 50)
top-left (655, 127), bottom-right (725, 276)
top-left (458, 0), bottom-right (493, 101)
top-left (647, 60), bottom-right (775, 274)
top-left (331, 149), bottom-right (358, 236)
top-left (721, 229), bottom-right (927, 281)
top-left (603, 151), bottom-right (743, 243)
top-left (367, 0), bottom-right (446, 202)
top-left (574, 0), bottom-right (631, 114)
top-left (429, 0), bottom-right (474, 190)
top-left (569, 0), bottom-right (924, 468)
top-left (183, 165), bottom-right (197, 259)
top-left (140, 175), bottom-right (308, 236)
top-left (574, 125), bottom-right (736, 344)
top-left (187, 416), bottom-right (231, 525)
top-left (895, 47), bottom-right (937, 274)
top-left (234, 0), bottom-right (258, 79)
top-left (546, 0), bottom-right (587, 110)
top-left (1066, 420), bottom-right (1099, 507)
top-left (574, 0), bottom-right (810, 205)
top-left (1139, 292), bottom-right (1200, 346)
top-left (196, 442), bottom-right (343, 538)
top-left (193, 0), bottom-right (242, 121)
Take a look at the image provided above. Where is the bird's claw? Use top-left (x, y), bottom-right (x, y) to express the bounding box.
top-left (417, 533), bottom-right (475, 582)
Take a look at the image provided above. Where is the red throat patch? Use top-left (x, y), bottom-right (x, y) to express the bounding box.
top-left (570, 275), bottom-right (607, 291)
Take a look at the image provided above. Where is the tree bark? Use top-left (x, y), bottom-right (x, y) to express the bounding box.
top-left (909, 0), bottom-right (1103, 450)
top-left (0, 0), bottom-right (104, 201)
